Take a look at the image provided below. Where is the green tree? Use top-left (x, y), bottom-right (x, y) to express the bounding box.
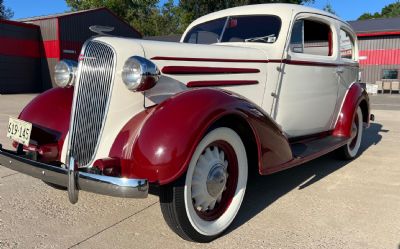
top-left (179, 0), bottom-right (315, 28)
top-left (323, 2), bottom-right (336, 15)
top-left (358, 1), bottom-right (400, 20)
top-left (152, 0), bottom-right (187, 35)
top-left (65, 0), bottom-right (316, 36)
top-left (381, 1), bottom-right (400, 17)
top-left (0, 0), bottom-right (13, 19)
top-left (65, 0), bottom-right (159, 35)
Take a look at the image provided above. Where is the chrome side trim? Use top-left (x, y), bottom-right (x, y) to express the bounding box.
top-left (0, 145), bottom-right (148, 204)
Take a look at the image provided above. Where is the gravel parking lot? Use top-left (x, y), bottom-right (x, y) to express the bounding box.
top-left (0, 94), bottom-right (399, 249)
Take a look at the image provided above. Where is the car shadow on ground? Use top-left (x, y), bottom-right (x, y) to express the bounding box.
top-left (226, 123), bottom-right (386, 236)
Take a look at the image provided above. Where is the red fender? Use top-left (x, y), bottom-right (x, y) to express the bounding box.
top-left (18, 87), bottom-right (73, 161)
top-left (333, 83), bottom-right (370, 137)
top-left (109, 89), bottom-right (293, 185)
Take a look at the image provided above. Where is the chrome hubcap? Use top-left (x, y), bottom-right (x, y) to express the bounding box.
top-left (206, 163), bottom-right (227, 198)
top-left (191, 146), bottom-right (229, 212)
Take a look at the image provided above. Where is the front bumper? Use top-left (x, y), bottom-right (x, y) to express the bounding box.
top-left (0, 144), bottom-right (148, 204)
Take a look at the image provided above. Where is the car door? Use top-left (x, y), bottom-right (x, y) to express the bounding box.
top-left (331, 26), bottom-right (359, 126)
top-left (274, 14), bottom-right (340, 138)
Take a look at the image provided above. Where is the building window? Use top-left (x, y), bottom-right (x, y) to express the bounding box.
top-left (290, 19), bottom-right (333, 56)
top-left (340, 29), bottom-right (355, 60)
top-left (382, 69), bottom-right (398, 80)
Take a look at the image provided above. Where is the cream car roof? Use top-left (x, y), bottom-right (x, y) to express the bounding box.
top-left (181, 3), bottom-right (349, 41)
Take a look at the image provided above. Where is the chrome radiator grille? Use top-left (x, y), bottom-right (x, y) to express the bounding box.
top-left (69, 41), bottom-right (115, 167)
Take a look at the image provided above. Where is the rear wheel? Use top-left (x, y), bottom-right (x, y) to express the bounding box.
top-left (337, 106), bottom-right (363, 159)
top-left (160, 127), bottom-right (248, 242)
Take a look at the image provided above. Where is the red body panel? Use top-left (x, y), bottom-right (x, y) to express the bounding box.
top-left (110, 89), bottom-right (292, 184)
top-left (187, 80), bottom-right (259, 87)
top-left (162, 66), bottom-right (260, 75)
top-left (18, 87), bottom-right (73, 161)
top-left (333, 83), bottom-right (369, 137)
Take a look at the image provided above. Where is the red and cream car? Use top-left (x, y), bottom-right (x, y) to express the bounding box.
top-left (1, 4), bottom-right (371, 242)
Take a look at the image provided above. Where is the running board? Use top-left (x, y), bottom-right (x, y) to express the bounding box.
top-left (263, 135), bottom-right (349, 175)
top-left (291, 136), bottom-right (348, 159)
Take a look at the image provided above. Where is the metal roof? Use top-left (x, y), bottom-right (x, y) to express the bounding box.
top-left (348, 17), bottom-right (400, 34)
top-left (16, 8), bottom-right (105, 22)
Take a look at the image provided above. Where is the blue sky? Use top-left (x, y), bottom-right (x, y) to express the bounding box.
top-left (4, 0), bottom-right (398, 21)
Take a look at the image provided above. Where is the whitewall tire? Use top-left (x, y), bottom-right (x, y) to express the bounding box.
top-left (337, 106), bottom-right (363, 159)
top-left (160, 127), bottom-right (248, 242)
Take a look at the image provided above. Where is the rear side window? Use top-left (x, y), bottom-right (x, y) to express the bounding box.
top-left (290, 19), bottom-right (333, 56)
top-left (184, 18), bottom-right (227, 44)
top-left (340, 29), bottom-right (355, 60)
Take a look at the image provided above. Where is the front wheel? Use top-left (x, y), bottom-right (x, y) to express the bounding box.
top-left (337, 106), bottom-right (363, 159)
top-left (160, 127), bottom-right (248, 242)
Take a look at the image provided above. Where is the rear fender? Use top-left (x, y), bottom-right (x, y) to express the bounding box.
top-left (109, 88), bottom-right (293, 184)
top-left (333, 83), bottom-right (370, 137)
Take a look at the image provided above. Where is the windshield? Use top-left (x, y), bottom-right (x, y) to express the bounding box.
top-left (183, 15), bottom-right (282, 44)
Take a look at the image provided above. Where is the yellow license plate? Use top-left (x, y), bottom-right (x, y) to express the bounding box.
top-left (7, 117), bottom-right (32, 146)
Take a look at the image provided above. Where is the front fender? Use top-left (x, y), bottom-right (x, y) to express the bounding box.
top-left (333, 83), bottom-right (370, 137)
top-left (110, 88), bottom-right (292, 184)
top-left (18, 87), bottom-right (73, 161)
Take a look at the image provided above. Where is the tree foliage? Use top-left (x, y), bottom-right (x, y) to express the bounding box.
top-left (0, 0), bottom-right (13, 19)
top-left (66, 0), bottom-right (159, 35)
top-left (179, 0), bottom-right (314, 27)
top-left (358, 1), bottom-right (400, 20)
top-left (65, 0), bottom-right (314, 36)
top-left (322, 2), bottom-right (336, 15)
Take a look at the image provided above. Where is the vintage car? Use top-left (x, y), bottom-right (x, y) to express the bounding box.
top-left (0, 3), bottom-right (371, 242)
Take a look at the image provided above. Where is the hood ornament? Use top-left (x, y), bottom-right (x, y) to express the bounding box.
top-left (89, 25), bottom-right (115, 36)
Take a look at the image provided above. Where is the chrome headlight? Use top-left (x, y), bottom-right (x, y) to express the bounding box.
top-left (122, 56), bottom-right (160, 92)
top-left (54, 60), bottom-right (77, 88)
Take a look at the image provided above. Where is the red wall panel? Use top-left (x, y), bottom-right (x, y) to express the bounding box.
top-left (359, 49), bottom-right (400, 65)
top-left (42, 40), bottom-right (60, 59)
top-left (0, 37), bottom-right (41, 58)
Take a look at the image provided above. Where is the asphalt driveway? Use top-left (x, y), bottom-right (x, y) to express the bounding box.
top-left (0, 94), bottom-right (399, 249)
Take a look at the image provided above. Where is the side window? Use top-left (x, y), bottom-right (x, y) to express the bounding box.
top-left (340, 29), bottom-right (355, 60)
top-left (290, 19), bottom-right (333, 56)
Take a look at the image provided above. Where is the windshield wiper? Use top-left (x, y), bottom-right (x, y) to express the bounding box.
top-left (245, 34), bottom-right (276, 43)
